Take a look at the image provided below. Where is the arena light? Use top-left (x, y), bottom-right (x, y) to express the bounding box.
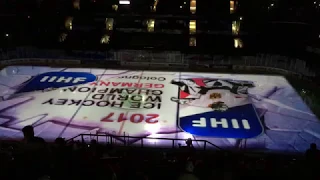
top-left (112, 4), bottom-right (118, 11)
top-left (152, 0), bottom-right (159, 12)
top-left (190, 0), bottom-right (196, 14)
top-left (100, 35), bottom-right (110, 44)
top-left (232, 20), bottom-right (240, 35)
top-left (105, 18), bottom-right (114, 31)
top-left (65, 17), bottom-right (73, 31)
top-left (189, 20), bottom-right (196, 34)
top-left (230, 1), bottom-right (235, 14)
top-left (59, 33), bottom-right (68, 42)
top-left (189, 37), bottom-right (196, 46)
top-left (147, 19), bottom-right (155, 32)
top-left (119, 0), bottom-right (130, 4)
top-left (234, 38), bottom-right (243, 48)
top-left (73, 0), bottom-right (80, 10)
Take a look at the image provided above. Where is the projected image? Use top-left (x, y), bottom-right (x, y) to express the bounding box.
top-left (171, 77), bottom-right (263, 139)
top-left (0, 66), bottom-right (319, 153)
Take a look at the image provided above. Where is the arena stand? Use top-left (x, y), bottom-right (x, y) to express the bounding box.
top-left (0, 47), bottom-right (319, 180)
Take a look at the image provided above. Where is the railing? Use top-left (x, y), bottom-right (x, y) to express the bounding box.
top-left (68, 133), bottom-right (223, 151)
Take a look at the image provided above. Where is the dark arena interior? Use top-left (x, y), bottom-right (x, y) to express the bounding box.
top-left (1, 0), bottom-right (320, 180)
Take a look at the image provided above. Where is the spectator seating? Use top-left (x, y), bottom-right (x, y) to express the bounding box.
top-left (0, 138), bottom-right (314, 180)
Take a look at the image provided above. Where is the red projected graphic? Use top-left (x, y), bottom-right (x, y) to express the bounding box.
top-left (101, 113), bottom-right (159, 124)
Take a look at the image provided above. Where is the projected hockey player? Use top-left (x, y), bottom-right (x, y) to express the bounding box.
top-left (170, 78), bottom-right (255, 112)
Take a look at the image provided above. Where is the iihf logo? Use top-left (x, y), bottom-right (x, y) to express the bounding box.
top-left (192, 117), bottom-right (251, 129)
top-left (179, 104), bottom-right (263, 139)
top-left (39, 76), bottom-right (89, 84)
top-left (16, 72), bottom-right (97, 94)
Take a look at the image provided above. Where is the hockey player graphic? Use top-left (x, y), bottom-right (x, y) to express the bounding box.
top-left (170, 78), bottom-right (255, 112)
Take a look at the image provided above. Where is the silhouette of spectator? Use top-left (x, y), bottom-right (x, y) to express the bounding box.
top-left (22, 125), bottom-right (45, 144)
top-left (178, 161), bottom-right (199, 180)
top-left (306, 143), bottom-right (320, 162)
top-left (55, 137), bottom-right (66, 147)
top-left (185, 138), bottom-right (193, 148)
top-left (305, 143), bottom-right (320, 178)
top-left (53, 138), bottom-right (71, 180)
top-left (89, 139), bottom-right (103, 159)
top-left (306, 143), bottom-right (320, 172)
top-left (20, 125), bottom-right (48, 180)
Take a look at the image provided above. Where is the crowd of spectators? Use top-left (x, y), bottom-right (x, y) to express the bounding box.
top-left (0, 125), bottom-right (319, 180)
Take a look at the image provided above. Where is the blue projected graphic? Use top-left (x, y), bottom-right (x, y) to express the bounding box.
top-left (16, 72), bottom-right (96, 93)
top-left (179, 104), bottom-right (263, 138)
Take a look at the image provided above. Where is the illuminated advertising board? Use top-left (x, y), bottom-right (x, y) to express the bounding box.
top-left (0, 66), bottom-right (319, 153)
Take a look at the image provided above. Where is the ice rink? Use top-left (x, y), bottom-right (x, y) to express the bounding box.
top-left (0, 66), bottom-right (319, 153)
